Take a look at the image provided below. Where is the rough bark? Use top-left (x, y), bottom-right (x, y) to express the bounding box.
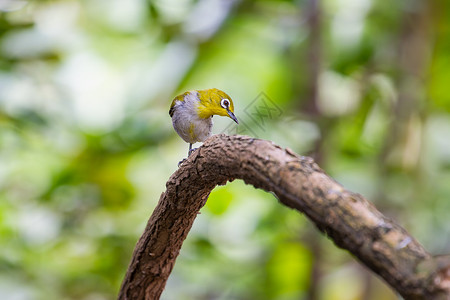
top-left (118, 134), bottom-right (450, 300)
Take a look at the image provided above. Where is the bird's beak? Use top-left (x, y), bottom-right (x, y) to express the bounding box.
top-left (227, 110), bottom-right (239, 124)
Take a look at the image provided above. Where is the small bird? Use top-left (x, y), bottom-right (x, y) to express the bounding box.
top-left (169, 88), bottom-right (238, 161)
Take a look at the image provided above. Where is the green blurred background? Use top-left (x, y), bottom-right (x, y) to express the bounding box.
top-left (0, 0), bottom-right (449, 299)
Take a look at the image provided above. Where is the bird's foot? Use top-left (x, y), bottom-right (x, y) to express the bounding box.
top-left (178, 147), bottom-right (198, 167)
top-left (178, 158), bottom-right (187, 167)
top-left (188, 147), bottom-right (198, 156)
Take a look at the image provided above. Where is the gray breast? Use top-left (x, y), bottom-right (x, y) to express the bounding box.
top-left (171, 99), bottom-right (213, 143)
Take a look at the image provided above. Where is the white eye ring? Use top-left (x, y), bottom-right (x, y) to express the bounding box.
top-left (221, 99), bottom-right (230, 109)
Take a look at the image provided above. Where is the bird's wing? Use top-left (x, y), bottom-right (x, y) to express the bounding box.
top-left (169, 92), bottom-right (190, 117)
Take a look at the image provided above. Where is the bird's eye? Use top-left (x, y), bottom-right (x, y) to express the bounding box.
top-left (221, 99), bottom-right (230, 109)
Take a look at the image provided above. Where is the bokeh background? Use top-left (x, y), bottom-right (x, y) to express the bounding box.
top-left (1, 0), bottom-right (449, 299)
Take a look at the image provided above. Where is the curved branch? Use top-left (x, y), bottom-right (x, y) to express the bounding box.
top-left (118, 134), bottom-right (450, 300)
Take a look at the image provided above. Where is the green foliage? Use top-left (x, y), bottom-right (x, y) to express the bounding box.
top-left (265, 242), bottom-right (312, 298)
top-left (0, 0), bottom-right (449, 299)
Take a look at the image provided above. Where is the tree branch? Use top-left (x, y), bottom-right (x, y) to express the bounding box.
top-left (118, 134), bottom-right (450, 300)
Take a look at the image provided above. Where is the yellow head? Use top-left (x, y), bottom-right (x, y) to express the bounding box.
top-left (196, 88), bottom-right (238, 123)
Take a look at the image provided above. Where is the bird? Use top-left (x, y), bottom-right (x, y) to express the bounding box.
top-left (169, 88), bottom-right (238, 162)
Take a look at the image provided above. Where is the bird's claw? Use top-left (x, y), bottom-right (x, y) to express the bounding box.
top-left (178, 147), bottom-right (198, 167)
top-left (178, 158), bottom-right (187, 167)
top-left (188, 147), bottom-right (197, 156)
